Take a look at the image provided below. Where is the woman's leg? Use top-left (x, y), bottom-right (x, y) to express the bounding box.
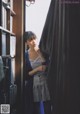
top-left (43, 101), bottom-right (52, 114)
top-left (33, 102), bottom-right (41, 114)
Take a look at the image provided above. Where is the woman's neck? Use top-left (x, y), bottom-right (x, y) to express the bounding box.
top-left (30, 46), bottom-right (39, 52)
top-left (29, 47), bottom-right (36, 52)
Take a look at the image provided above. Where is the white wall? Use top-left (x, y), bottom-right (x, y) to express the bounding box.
top-left (25, 0), bottom-right (51, 45)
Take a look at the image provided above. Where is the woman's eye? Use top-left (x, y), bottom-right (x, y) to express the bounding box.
top-left (29, 39), bottom-right (32, 41)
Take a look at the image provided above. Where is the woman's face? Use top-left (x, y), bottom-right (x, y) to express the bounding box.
top-left (27, 37), bottom-right (37, 48)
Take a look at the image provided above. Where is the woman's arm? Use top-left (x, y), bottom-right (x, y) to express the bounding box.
top-left (29, 65), bottom-right (46, 76)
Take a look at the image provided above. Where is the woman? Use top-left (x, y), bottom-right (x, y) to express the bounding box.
top-left (24, 31), bottom-right (51, 114)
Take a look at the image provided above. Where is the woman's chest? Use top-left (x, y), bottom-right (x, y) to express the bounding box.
top-left (30, 57), bottom-right (42, 69)
top-left (29, 51), bottom-right (38, 61)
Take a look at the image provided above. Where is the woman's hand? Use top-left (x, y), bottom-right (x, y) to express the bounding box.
top-left (37, 65), bottom-right (46, 72)
top-left (29, 65), bottom-right (46, 76)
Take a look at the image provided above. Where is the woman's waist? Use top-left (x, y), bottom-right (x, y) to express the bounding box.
top-left (33, 72), bottom-right (47, 84)
top-left (34, 71), bottom-right (46, 76)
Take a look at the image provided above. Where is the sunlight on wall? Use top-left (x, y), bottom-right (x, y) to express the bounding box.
top-left (25, 0), bottom-right (51, 45)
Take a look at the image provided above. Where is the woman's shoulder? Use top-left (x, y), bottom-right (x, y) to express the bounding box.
top-left (37, 48), bottom-right (40, 54)
top-left (36, 49), bottom-right (43, 58)
top-left (36, 48), bottom-right (46, 62)
top-left (25, 50), bottom-right (30, 60)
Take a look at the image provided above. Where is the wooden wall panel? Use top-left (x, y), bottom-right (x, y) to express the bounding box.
top-left (13, 0), bottom-right (25, 114)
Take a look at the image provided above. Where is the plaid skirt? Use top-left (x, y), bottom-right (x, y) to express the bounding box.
top-left (33, 74), bottom-right (50, 102)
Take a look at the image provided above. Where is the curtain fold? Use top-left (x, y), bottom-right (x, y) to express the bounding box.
top-left (39, 0), bottom-right (80, 114)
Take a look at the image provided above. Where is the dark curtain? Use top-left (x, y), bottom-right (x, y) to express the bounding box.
top-left (39, 0), bottom-right (80, 114)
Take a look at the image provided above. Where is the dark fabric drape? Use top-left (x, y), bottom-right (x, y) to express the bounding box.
top-left (39, 0), bottom-right (80, 114)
